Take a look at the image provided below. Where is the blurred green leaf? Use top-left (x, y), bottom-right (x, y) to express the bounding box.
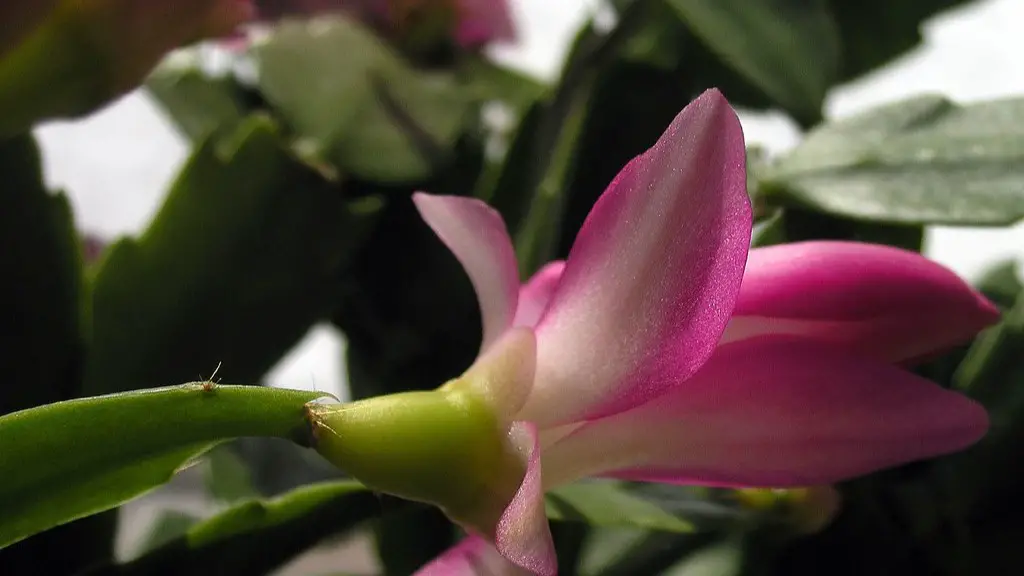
top-left (146, 59), bottom-right (248, 142)
top-left (781, 209), bottom-right (925, 252)
top-left (375, 507), bottom-right (454, 576)
top-left (84, 115), bottom-right (380, 397)
top-left (591, 531), bottom-right (719, 576)
top-left (490, 5), bottom-right (657, 274)
top-left (0, 384), bottom-right (325, 548)
top-left (750, 211), bottom-right (786, 248)
top-left (976, 260), bottom-right (1023, 311)
top-left (829, 0), bottom-right (979, 83)
top-left (0, 134), bottom-right (83, 413)
top-left (0, 134), bottom-right (115, 576)
top-left (553, 59), bottom-right (691, 260)
top-left (546, 481), bottom-right (695, 533)
top-left (93, 480), bottom-right (378, 576)
top-left (762, 95), bottom-right (1024, 225)
top-left (664, 538), bottom-right (743, 576)
top-left (204, 445), bottom-right (260, 503)
top-left (256, 16), bottom-right (470, 182)
top-left (666, 0), bottom-right (839, 124)
top-left (135, 511), bottom-right (201, 556)
top-left (457, 55), bottom-right (548, 112)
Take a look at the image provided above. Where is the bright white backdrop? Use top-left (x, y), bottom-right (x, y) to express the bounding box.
top-left (33, 0), bottom-right (1024, 400)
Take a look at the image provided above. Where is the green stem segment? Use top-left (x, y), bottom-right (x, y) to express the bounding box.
top-left (0, 384), bottom-right (331, 548)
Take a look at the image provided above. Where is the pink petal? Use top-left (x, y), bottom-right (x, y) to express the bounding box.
top-left (521, 89), bottom-right (752, 426)
top-left (414, 192), bottom-right (520, 352)
top-left (414, 535), bottom-right (531, 576)
top-left (455, 0), bottom-right (517, 46)
top-left (540, 337), bottom-right (988, 489)
top-left (453, 328), bottom-right (537, 423)
top-left (722, 241), bottom-right (1000, 363)
top-left (513, 261), bottom-right (566, 329)
top-left (494, 422), bottom-right (557, 576)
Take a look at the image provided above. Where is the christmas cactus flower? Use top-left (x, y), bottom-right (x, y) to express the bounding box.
top-left (308, 89), bottom-right (995, 575)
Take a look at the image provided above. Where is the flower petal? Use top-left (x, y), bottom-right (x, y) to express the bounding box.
top-left (514, 261), bottom-right (566, 329)
top-left (414, 192), bottom-right (520, 352)
top-left (722, 241), bottom-right (1000, 363)
top-left (522, 89), bottom-right (752, 426)
top-left (494, 422), bottom-right (557, 576)
top-left (414, 535), bottom-right (531, 576)
top-left (541, 337), bottom-right (988, 489)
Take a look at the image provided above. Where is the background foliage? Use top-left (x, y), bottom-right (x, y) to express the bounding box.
top-left (1, 0), bottom-right (1022, 574)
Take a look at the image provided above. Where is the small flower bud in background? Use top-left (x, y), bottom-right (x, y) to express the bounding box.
top-left (734, 485), bottom-right (843, 535)
top-left (80, 232), bottom-right (107, 264)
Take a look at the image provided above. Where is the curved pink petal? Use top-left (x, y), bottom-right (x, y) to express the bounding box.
top-left (414, 535), bottom-right (531, 576)
top-left (540, 337), bottom-right (988, 489)
top-left (521, 89), bottom-right (753, 426)
top-left (455, 0), bottom-right (517, 46)
top-left (413, 192), bottom-right (519, 352)
top-left (494, 422), bottom-right (557, 576)
top-left (513, 261), bottom-right (566, 329)
top-left (722, 242), bottom-right (1000, 363)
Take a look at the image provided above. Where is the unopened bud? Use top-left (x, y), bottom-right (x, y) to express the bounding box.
top-left (734, 485), bottom-right (842, 535)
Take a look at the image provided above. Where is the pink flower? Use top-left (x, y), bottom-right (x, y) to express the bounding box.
top-left (251, 0), bottom-right (515, 47)
top-left (405, 89), bottom-right (994, 574)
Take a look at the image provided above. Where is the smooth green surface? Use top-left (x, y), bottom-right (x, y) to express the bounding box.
top-left (146, 57), bottom-right (247, 142)
top-left (83, 115), bottom-right (380, 397)
top-left (0, 7), bottom-right (109, 136)
top-left (0, 134), bottom-right (83, 415)
top-left (0, 384), bottom-right (327, 548)
top-left (310, 390), bottom-right (522, 532)
top-left (667, 0), bottom-right (838, 123)
top-left (96, 480), bottom-right (378, 576)
top-left (256, 17), bottom-right (469, 182)
top-left (203, 445), bottom-right (261, 504)
top-left (763, 95), bottom-right (1024, 225)
top-left (546, 481), bottom-right (694, 533)
top-left (829, 0), bottom-right (979, 82)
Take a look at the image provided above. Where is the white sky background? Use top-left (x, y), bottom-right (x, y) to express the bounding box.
top-left (32, 0), bottom-right (1024, 399)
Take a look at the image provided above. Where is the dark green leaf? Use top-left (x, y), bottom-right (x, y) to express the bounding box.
top-left (665, 539), bottom-right (744, 576)
top-left (0, 133), bottom-right (112, 576)
top-left (591, 530), bottom-right (719, 576)
top-left (375, 507), bottom-right (454, 576)
top-left (546, 481), bottom-right (695, 533)
top-left (763, 96), bottom-right (1024, 225)
top-left (781, 209), bottom-right (925, 252)
top-left (666, 0), bottom-right (839, 123)
top-left (947, 293), bottom-right (1024, 515)
top-left (0, 134), bottom-right (84, 414)
top-left (93, 480), bottom-right (378, 576)
top-left (553, 60), bottom-right (692, 258)
top-left (750, 210), bottom-right (786, 248)
top-left (976, 260), bottom-right (1023, 311)
top-left (83, 115), bottom-right (380, 397)
top-left (0, 384), bottom-right (326, 548)
top-left (829, 0), bottom-right (979, 83)
top-left (255, 17), bottom-right (470, 182)
top-left (146, 58), bottom-right (248, 142)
